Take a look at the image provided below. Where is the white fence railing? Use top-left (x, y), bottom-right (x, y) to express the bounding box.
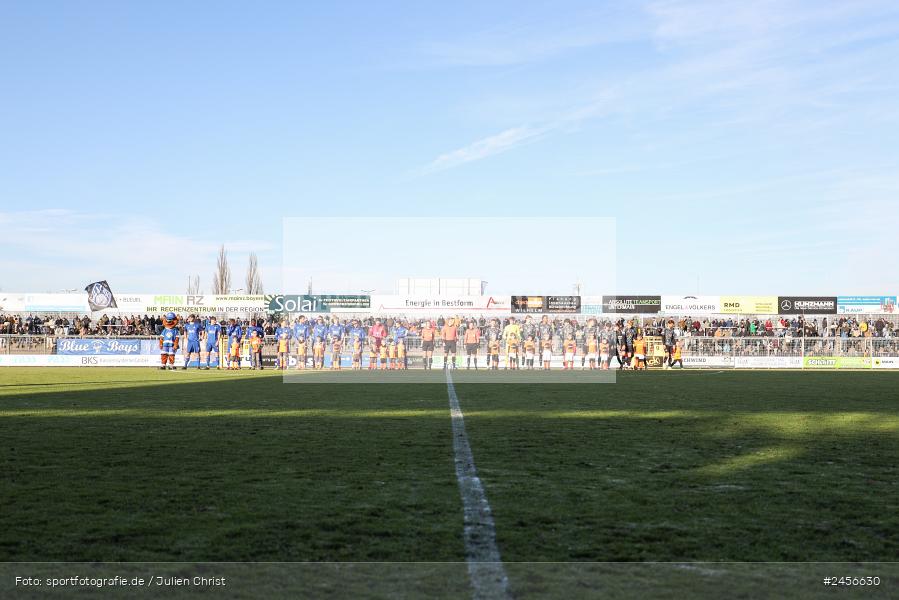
top-left (2, 335), bottom-right (898, 358)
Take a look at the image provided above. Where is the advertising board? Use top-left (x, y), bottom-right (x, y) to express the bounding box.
top-left (802, 356), bottom-right (872, 369)
top-left (598, 296), bottom-right (662, 314)
top-left (734, 356), bottom-right (803, 369)
top-left (511, 295), bottom-right (581, 314)
top-left (777, 297), bottom-right (837, 314)
top-left (369, 295), bottom-right (510, 314)
top-left (836, 296), bottom-right (897, 315)
top-left (682, 356), bottom-right (735, 368)
top-left (661, 296), bottom-right (721, 314)
top-left (873, 357), bottom-right (899, 369)
top-left (0, 355), bottom-right (159, 367)
top-left (720, 296), bottom-right (779, 315)
top-left (266, 295), bottom-right (370, 313)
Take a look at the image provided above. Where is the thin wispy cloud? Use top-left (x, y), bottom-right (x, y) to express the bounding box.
top-left (417, 87), bottom-right (618, 175)
top-left (416, 0), bottom-right (899, 177)
top-left (418, 126), bottom-right (547, 174)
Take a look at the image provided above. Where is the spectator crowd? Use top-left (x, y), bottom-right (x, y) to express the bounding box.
top-left (1, 313), bottom-right (897, 340)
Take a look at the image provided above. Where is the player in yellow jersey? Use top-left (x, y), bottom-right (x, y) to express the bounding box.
top-left (599, 339), bottom-right (610, 370)
top-left (671, 343), bottom-right (683, 369)
top-left (295, 337), bottom-right (307, 370)
top-left (524, 336), bottom-right (536, 370)
top-left (277, 335), bottom-right (289, 371)
top-left (397, 339), bottom-right (407, 370)
top-left (587, 336), bottom-right (598, 370)
top-left (368, 341), bottom-right (378, 370)
top-left (387, 339), bottom-right (397, 370)
top-left (542, 338), bottom-right (552, 370)
top-left (379, 340), bottom-right (389, 370)
top-left (486, 339), bottom-right (499, 370)
top-left (506, 333), bottom-right (519, 370)
top-left (563, 335), bottom-right (577, 370)
top-left (313, 337), bottom-right (325, 370)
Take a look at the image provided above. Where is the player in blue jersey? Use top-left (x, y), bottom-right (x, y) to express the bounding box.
top-left (182, 314), bottom-right (203, 369)
top-left (327, 317), bottom-right (344, 343)
top-left (312, 317), bottom-right (328, 345)
top-left (393, 320), bottom-right (408, 348)
top-left (293, 316), bottom-right (311, 369)
top-left (348, 318), bottom-right (366, 346)
top-left (203, 316), bottom-right (222, 370)
top-left (246, 318), bottom-right (265, 340)
top-left (293, 316), bottom-right (310, 342)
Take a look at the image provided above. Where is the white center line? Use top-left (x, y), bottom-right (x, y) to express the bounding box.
top-left (446, 369), bottom-right (511, 600)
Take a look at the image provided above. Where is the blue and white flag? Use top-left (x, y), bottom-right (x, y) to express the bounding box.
top-left (85, 280), bottom-right (118, 311)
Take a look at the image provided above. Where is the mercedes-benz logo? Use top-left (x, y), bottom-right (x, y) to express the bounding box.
top-left (781, 299), bottom-right (792, 310)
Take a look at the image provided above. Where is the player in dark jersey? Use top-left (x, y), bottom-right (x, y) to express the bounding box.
top-left (623, 319), bottom-right (637, 369)
top-left (663, 320), bottom-right (678, 368)
top-left (600, 323), bottom-right (616, 370)
top-left (582, 318), bottom-right (597, 369)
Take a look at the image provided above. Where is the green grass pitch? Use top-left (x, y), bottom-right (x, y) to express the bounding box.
top-left (1, 367), bottom-right (897, 597)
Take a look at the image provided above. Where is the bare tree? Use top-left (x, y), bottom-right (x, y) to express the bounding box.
top-left (245, 253), bottom-right (263, 294)
top-left (212, 245), bottom-right (231, 294)
top-left (187, 275), bottom-right (201, 295)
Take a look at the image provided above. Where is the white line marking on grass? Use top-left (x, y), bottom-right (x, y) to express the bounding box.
top-left (446, 370), bottom-right (511, 600)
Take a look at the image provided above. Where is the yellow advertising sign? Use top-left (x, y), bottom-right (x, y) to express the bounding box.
top-left (720, 296), bottom-right (778, 315)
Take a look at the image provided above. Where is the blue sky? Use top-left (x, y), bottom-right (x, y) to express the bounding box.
top-left (1, 1), bottom-right (898, 294)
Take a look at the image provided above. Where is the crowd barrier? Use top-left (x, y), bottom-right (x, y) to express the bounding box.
top-left (1, 336), bottom-right (898, 369)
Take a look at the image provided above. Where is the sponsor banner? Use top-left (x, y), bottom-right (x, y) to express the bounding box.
top-left (720, 296), bottom-right (778, 315)
top-left (873, 357), bottom-right (899, 369)
top-left (511, 295), bottom-right (581, 314)
top-left (645, 355), bottom-right (666, 369)
top-left (56, 338), bottom-right (144, 355)
top-left (581, 300), bottom-right (603, 315)
top-left (661, 296), bottom-right (722, 314)
top-left (0, 293), bottom-right (89, 313)
top-left (0, 355), bottom-right (158, 367)
top-left (803, 356), bottom-right (872, 370)
top-left (146, 295), bottom-right (267, 314)
top-left (369, 295), bottom-right (510, 314)
top-left (734, 356), bottom-right (803, 369)
top-left (836, 296), bottom-right (897, 315)
top-left (682, 356), bottom-right (735, 368)
top-left (109, 294), bottom-right (156, 313)
top-left (777, 296), bottom-right (837, 314)
top-left (598, 296), bottom-right (662, 314)
top-left (266, 294), bottom-right (370, 313)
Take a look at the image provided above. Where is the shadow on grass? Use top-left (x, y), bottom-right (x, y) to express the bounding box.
top-left (452, 372), bottom-right (899, 563)
top-left (0, 376), bottom-right (462, 564)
